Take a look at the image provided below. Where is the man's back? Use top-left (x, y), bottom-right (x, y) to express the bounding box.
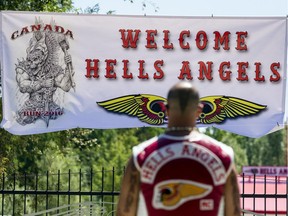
top-left (133, 131), bottom-right (234, 216)
top-left (117, 82), bottom-right (240, 216)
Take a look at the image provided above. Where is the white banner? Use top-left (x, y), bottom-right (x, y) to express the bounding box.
top-left (242, 166), bottom-right (288, 176)
top-left (0, 11), bottom-right (286, 137)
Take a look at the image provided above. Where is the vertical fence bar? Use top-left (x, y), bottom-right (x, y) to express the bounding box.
top-left (286, 176), bottom-right (288, 216)
top-left (46, 171), bottom-right (49, 216)
top-left (35, 172), bottom-right (38, 212)
top-left (111, 167), bottom-right (115, 216)
top-left (275, 176), bottom-right (278, 216)
top-left (12, 173), bottom-right (16, 216)
top-left (242, 173), bottom-right (245, 216)
top-left (24, 172), bottom-right (27, 215)
top-left (1, 172), bottom-right (5, 216)
top-left (101, 167), bottom-right (104, 215)
top-left (264, 175), bottom-right (266, 215)
top-left (90, 168), bottom-right (93, 216)
top-left (79, 169), bottom-right (82, 216)
top-left (57, 170), bottom-right (60, 214)
top-left (253, 174), bottom-right (256, 216)
top-left (68, 169), bottom-right (71, 212)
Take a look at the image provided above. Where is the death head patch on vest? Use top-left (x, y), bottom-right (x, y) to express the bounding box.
top-left (152, 179), bottom-right (212, 210)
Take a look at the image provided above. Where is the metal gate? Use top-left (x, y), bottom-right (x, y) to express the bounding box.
top-left (1, 169), bottom-right (287, 215)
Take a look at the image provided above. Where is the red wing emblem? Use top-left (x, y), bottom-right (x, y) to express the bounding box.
top-left (97, 94), bottom-right (167, 125)
top-left (198, 96), bottom-right (267, 124)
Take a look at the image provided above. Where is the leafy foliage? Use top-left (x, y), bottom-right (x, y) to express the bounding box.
top-left (204, 127), bottom-right (285, 172)
top-left (0, 0), bottom-right (73, 12)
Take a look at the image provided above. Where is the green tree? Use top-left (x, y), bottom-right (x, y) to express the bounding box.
top-left (204, 128), bottom-right (248, 172)
top-left (0, 0), bottom-right (73, 12)
top-left (255, 130), bottom-right (284, 165)
top-left (204, 127), bottom-right (286, 172)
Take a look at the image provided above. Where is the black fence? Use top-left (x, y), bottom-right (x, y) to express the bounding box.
top-left (0, 168), bottom-right (124, 216)
top-left (0, 168), bottom-right (287, 215)
top-left (240, 175), bottom-right (287, 216)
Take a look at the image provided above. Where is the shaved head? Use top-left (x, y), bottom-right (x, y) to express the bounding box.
top-left (167, 82), bottom-right (200, 113)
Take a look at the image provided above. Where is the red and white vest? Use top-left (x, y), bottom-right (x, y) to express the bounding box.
top-left (133, 131), bottom-right (234, 216)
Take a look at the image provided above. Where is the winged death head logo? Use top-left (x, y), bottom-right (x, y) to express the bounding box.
top-left (152, 179), bottom-right (212, 210)
top-left (97, 94), bottom-right (266, 125)
top-left (97, 94), bottom-right (167, 125)
top-left (197, 96), bottom-right (267, 124)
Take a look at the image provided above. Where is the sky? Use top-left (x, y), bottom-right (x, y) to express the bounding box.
top-left (72, 0), bottom-right (288, 17)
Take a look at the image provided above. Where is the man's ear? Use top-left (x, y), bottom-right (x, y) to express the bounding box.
top-left (196, 103), bottom-right (203, 117)
top-left (165, 103), bottom-right (169, 116)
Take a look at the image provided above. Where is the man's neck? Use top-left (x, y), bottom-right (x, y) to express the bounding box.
top-left (165, 126), bottom-right (195, 136)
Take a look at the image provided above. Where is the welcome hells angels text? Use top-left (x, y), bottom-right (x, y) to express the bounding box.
top-left (85, 29), bottom-right (281, 82)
